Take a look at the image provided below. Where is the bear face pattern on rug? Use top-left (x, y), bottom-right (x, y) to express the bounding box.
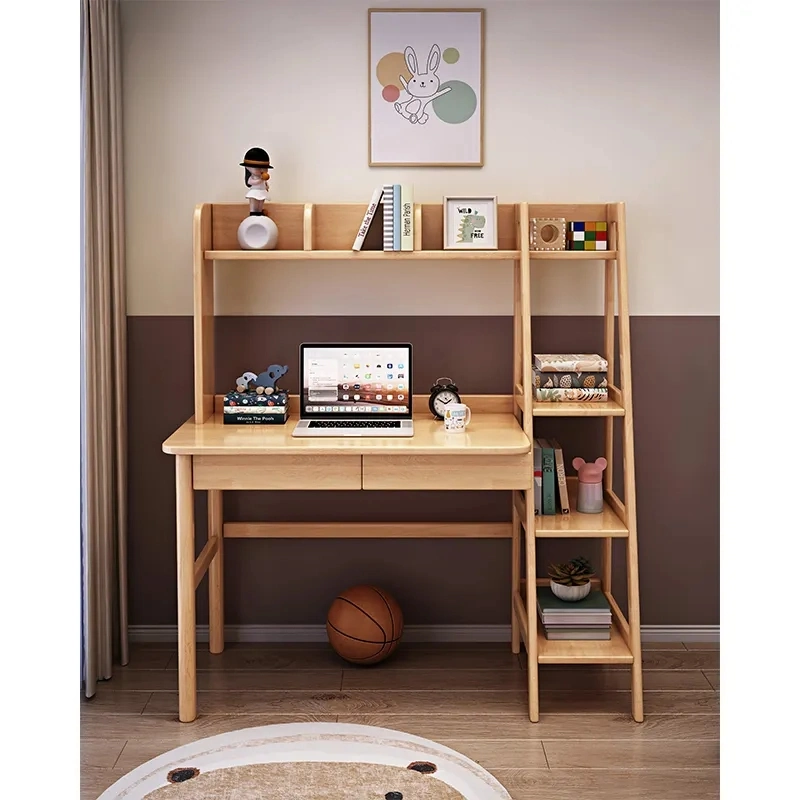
top-left (98, 722), bottom-right (512, 800)
top-left (145, 761), bottom-right (466, 799)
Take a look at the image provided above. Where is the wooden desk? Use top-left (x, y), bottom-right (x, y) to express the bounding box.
top-left (162, 394), bottom-right (532, 722)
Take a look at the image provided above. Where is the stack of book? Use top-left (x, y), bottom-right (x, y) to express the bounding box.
top-left (533, 353), bottom-right (609, 402)
top-left (352, 184), bottom-right (414, 251)
top-left (536, 586), bottom-right (613, 640)
top-left (534, 438), bottom-right (569, 515)
top-left (223, 389), bottom-right (288, 425)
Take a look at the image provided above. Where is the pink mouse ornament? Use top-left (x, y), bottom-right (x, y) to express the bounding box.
top-left (572, 457), bottom-right (607, 514)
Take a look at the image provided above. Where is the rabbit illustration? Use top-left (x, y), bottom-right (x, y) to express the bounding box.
top-left (395, 44), bottom-right (452, 124)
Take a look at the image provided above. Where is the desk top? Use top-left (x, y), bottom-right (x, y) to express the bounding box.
top-left (162, 413), bottom-right (531, 456)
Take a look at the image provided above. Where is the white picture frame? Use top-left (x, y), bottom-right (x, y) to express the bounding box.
top-left (368, 8), bottom-right (485, 167)
top-left (443, 195), bottom-right (498, 250)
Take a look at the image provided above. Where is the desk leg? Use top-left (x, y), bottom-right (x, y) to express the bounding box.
top-left (208, 489), bottom-right (225, 654)
top-left (510, 494), bottom-right (521, 654)
top-left (524, 489), bottom-right (539, 723)
top-left (176, 455), bottom-right (197, 723)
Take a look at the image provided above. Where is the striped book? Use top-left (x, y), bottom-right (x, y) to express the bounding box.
top-left (382, 184), bottom-right (394, 251)
top-left (535, 387), bottom-right (608, 402)
top-left (393, 184), bottom-right (401, 250)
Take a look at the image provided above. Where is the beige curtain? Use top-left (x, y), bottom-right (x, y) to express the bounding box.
top-left (81, 0), bottom-right (129, 697)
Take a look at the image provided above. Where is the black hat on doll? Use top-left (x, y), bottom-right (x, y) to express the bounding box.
top-left (239, 147), bottom-right (274, 168)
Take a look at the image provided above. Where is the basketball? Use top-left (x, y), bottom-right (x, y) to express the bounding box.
top-left (326, 584), bottom-right (404, 664)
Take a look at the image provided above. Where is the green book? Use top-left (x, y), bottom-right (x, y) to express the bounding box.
top-left (536, 586), bottom-right (611, 612)
top-left (537, 438), bottom-right (556, 515)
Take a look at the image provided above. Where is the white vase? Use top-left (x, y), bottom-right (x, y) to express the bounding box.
top-left (238, 215), bottom-right (279, 250)
top-left (550, 580), bottom-right (592, 602)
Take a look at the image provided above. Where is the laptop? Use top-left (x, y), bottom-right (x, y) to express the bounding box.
top-left (292, 342), bottom-right (414, 437)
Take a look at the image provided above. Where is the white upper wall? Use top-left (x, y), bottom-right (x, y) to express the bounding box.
top-left (121, 0), bottom-right (719, 316)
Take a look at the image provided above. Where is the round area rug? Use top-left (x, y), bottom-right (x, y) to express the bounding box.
top-left (97, 722), bottom-right (512, 799)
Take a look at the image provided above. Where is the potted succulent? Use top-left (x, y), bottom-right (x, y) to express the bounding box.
top-left (548, 556), bottom-right (595, 602)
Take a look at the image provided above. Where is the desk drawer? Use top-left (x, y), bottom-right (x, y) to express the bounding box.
top-left (362, 455), bottom-right (532, 490)
top-left (192, 455), bottom-right (361, 490)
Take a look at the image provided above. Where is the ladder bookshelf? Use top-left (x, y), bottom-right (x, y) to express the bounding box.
top-left (511, 201), bottom-right (643, 723)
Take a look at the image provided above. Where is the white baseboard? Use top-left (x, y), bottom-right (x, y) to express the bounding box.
top-left (130, 623), bottom-right (719, 644)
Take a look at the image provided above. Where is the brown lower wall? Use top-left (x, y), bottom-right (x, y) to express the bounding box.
top-left (128, 316), bottom-right (719, 628)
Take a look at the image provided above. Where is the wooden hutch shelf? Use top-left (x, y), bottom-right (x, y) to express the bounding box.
top-left (163, 198), bottom-right (642, 725)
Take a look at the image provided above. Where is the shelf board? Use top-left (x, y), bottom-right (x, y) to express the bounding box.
top-left (535, 480), bottom-right (628, 538)
top-left (206, 249), bottom-right (521, 261)
top-left (530, 250), bottom-right (617, 260)
top-left (537, 619), bottom-right (634, 665)
top-left (533, 399), bottom-right (624, 417)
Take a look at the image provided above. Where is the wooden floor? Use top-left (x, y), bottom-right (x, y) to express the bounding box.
top-left (81, 641), bottom-right (719, 799)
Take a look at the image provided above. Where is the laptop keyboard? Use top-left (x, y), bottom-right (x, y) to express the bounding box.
top-left (308, 420), bottom-right (402, 428)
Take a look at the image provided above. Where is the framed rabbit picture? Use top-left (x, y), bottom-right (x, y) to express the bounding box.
top-left (368, 8), bottom-right (485, 167)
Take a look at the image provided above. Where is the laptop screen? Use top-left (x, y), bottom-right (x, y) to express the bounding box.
top-left (300, 343), bottom-right (412, 418)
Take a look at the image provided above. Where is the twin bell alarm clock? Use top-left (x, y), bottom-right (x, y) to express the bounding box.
top-left (428, 377), bottom-right (461, 420)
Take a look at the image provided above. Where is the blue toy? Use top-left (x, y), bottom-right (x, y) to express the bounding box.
top-left (256, 364), bottom-right (288, 391)
top-left (235, 364), bottom-right (289, 395)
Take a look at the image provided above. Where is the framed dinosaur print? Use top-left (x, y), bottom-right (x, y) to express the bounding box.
top-left (443, 195), bottom-right (497, 249)
top-left (368, 8), bottom-right (484, 166)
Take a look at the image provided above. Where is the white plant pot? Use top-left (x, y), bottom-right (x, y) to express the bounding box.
top-left (550, 580), bottom-right (591, 602)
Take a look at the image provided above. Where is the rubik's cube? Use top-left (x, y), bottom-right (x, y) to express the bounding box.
top-left (569, 221), bottom-right (608, 251)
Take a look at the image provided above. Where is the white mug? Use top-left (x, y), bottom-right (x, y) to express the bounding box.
top-left (443, 403), bottom-right (471, 432)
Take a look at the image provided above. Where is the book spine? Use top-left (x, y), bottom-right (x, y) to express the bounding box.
top-left (400, 184), bottom-right (413, 251)
top-left (551, 440), bottom-right (570, 514)
top-left (545, 630), bottom-right (611, 640)
top-left (352, 187), bottom-right (384, 251)
top-left (535, 388), bottom-right (608, 402)
top-left (533, 440), bottom-right (542, 515)
top-left (534, 354), bottom-right (609, 372)
top-left (392, 184), bottom-right (401, 250)
top-left (223, 406), bottom-right (287, 414)
top-left (539, 439), bottom-right (556, 515)
top-left (223, 413), bottom-right (288, 425)
top-left (382, 184), bottom-right (394, 251)
top-left (534, 369), bottom-right (608, 389)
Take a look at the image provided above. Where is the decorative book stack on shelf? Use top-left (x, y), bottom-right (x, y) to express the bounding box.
top-left (533, 353), bottom-right (609, 402)
top-left (352, 184), bottom-right (414, 251)
top-left (537, 586), bottom-right (612, 640)
top-left (534, 438), bottom-right (569, 515)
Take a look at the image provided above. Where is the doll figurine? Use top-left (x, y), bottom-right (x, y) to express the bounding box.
top-left (240, 147), bottom-right (273, 216)
top-left (237, 147), bottom-right (279, 250)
